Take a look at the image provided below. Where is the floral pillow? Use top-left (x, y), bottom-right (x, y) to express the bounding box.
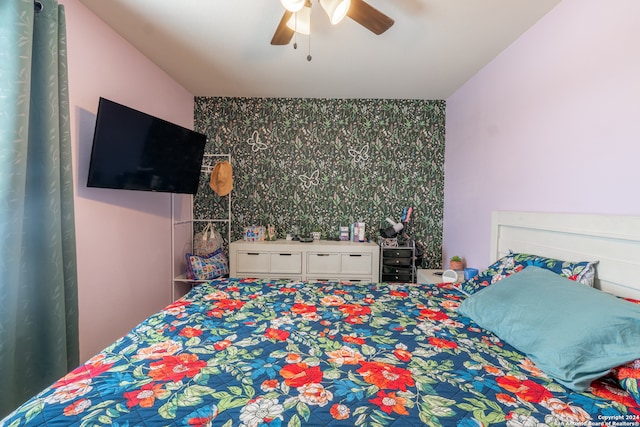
top-left (589, 375), bottom-right (639, 408)
top-left (457, 254), bottom-right (516, 295)
top-left (611, 359), bottom-right (640, 405)
top-left (186, 248), bottom-right (229, 280)
top-left (609, 298), bottom-right (640, 405)
top-left (458, 251), bottom-right (597, 295)
top-left (511, 252), bottom-right (597, 287)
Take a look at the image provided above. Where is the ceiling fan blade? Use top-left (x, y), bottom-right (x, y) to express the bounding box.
top-left (347, 0), bottom-right (394, 35)
top-left (271, 10), bottom-right (295, 45)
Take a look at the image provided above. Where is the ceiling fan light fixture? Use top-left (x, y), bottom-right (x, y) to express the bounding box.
top-left (285, 5), bottom-right (311, 35)
top-left (280, 0), bottom-right (305, 13)
top-left (320, 0), bottom-right (351, 24)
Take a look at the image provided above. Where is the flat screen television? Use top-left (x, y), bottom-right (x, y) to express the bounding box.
top-left (87, 97), bottom-right (207, 194)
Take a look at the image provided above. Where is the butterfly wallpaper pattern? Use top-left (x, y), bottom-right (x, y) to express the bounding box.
top-left (193, 97), bottom-right (445, 268)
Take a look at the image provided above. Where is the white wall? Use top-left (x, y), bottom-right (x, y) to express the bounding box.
top-left (61, 0), bottom-right (195, 361)
top-left (444, 0), bottom-right (640, 271)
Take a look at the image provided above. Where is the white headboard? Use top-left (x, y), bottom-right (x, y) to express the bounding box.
top-left (491, 211), bottom-right (640, 300)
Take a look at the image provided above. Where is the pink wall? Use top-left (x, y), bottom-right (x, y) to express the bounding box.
top-left (444, 0), bottom-right (640, 270)
top-left (61, 0), bottom-right (195, 361)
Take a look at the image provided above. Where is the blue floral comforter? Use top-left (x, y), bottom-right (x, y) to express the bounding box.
top-left (2, 278), bottom-right (638, 426)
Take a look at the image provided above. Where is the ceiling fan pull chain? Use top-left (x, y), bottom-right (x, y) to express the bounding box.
top-left (293, 13), bottom-right (298, 49)
top-left (307, 13), bottom-right (312, 61)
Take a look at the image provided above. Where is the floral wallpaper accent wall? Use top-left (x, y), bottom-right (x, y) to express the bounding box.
top-left (193, 97), bottom-right (445, 268)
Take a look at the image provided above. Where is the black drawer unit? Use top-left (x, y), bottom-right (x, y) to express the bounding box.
top-left (379, 242), bottom-right (415, 282)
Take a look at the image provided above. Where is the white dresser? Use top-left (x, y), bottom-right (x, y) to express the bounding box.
top-left (229, 239), bottom-right (380, 282)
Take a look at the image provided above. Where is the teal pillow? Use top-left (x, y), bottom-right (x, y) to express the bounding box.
top-left (458, 266), bottom-right (640, 391)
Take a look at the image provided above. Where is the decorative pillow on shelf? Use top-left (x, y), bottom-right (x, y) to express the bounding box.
top-left (186, 248), bottom-right (229, 280)
top-left (458, 251), bottom-right (597, 295)
top-left (458, 266), bottom-right (640, 391)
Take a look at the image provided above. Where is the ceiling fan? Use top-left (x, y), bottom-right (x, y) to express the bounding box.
top-left (270, 0), bottom-right (394, 46)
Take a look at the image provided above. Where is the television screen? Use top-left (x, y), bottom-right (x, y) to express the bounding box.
top-left (87, 98), bottom-right (207, 194)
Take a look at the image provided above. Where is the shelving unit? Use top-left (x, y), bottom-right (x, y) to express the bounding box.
top-left (171, 153), bottom-right (231, 300)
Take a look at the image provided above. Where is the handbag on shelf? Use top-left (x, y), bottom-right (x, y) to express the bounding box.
top-left (193, 222), bottom-right (224, 255)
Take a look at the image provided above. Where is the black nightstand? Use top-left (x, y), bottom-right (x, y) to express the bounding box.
top-left (379, 241), bottom-right (416, 282)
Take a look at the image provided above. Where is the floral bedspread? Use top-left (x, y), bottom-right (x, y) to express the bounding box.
top-left (2, 278), bottom-right (638, 427)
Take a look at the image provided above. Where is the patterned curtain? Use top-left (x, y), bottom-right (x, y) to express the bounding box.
top-left (0, 0), bottom-right (79, 418)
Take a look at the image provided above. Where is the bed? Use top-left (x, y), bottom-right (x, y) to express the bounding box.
top-left (2, 211), bottom-right (640, 426)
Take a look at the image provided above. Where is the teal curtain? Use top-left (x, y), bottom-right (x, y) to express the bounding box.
top-left (0, 0), bottom-right (79, 418)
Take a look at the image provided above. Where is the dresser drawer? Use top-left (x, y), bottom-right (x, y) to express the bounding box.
top-left (307, 253), bottom-right (340, 273)
top-left (270, 252), bottom-right (302, 274)
top-left (236, 251), bottom-right (302, 274)
top-left (382, 248), bottom-right (413, 258)
top-left (382, 257), bottom-right (412, 267)
top-left (308, 276), bottom-right (371, 283)
top-left (382, 272), bottom-right (413, 282)
top-left (237, 252), bottom-right (270, 273)
top-left (382, 265), bottom-right (412, 275)
top-left (341, 253), bottom-right (372, 274)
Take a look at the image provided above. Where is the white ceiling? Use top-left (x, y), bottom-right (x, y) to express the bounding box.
top-left (77, 0), bottom-right (561, 99)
